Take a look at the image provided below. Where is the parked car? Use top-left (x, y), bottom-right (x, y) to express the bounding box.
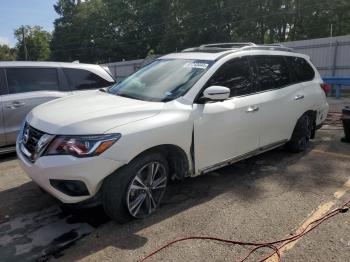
top-left (0, 61), bottom-right (115, 152)
top-left (17, 43), bottom-right (329, 222)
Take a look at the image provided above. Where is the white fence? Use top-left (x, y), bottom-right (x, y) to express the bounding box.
top-left (103, 59), bottom-right (144, 82)
top-left (104, 35), bottom-right (350, 81)
top-left (282, 35), bottom-right (350, 77)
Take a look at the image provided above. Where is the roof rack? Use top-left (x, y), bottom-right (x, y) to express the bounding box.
top-left (199, 42), bottom-right (256, 49)
top-left (182, 42), bottom-right (256, 53)
top-left (181, 42), bottom-right (295, 53)
top-left (241, 44), bottom-right (294, 52)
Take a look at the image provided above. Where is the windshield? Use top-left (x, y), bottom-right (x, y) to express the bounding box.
top-left (108, 59), bottom-right (213, 102)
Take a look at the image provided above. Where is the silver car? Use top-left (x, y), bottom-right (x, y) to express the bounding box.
top-left (0, 62), bottom-right (115, 152)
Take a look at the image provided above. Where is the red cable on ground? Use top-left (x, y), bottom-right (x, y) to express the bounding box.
top-left (140, 198), bottom-right (350, 262)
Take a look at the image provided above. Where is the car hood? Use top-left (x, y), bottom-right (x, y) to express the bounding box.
top-left (27, 90), bottom-right (163, 135)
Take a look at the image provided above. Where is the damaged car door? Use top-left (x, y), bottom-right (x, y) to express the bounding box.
top-left (193, 57), bottom-right (260, 173)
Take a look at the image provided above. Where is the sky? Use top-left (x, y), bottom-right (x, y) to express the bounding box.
top-left (0, 0), bottom-right (58, 47)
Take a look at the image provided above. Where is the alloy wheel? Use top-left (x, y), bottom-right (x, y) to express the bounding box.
top-left (126, 161), bottom-right (167, 218)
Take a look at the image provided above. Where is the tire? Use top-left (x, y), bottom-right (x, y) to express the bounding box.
top-left (286, 114), bottom-right (312, 153)
top-left (102, 152), bottom-right (169, 223)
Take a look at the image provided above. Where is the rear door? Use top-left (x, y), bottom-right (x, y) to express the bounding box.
top-left (0, 68), bottom-right (6, 147)
top-left (251, 55), bottom-right (304, 147)
top-left (2, 67), bottom-right (68, 145)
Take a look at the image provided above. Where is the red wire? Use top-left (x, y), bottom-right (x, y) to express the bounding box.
top-left (140, 199), bottom-right (350, 262)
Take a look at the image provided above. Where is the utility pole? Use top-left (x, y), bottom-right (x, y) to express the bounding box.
top-left (22, 27), bottom-right (28, 61)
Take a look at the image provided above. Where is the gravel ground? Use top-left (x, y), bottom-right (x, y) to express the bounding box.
top-left (0, 128), bottom-right (349, 262)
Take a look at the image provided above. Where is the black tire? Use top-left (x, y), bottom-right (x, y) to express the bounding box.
top-left (286, 114), bottom-right (312, 153)
top-left (102, 152), bottom-right (169, 223)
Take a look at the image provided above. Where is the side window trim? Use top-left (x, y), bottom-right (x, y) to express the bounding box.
top-left (286, 56), bottom-right (304, 85)
top-left (0, 68), bottom-right (9, 95)
top-left (57, 67), bottom-right (71, 92)
top-left (283, 56), bottom-right (298, 84)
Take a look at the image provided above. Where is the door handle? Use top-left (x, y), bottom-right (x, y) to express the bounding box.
top-left (246, 106), bottom-right (259, 113)
top-left (294, 94), bottom-right (305, 101)
top-left (6, 101), bottom-right (26, 109)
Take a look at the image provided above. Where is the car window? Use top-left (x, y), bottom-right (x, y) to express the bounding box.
top-left (287, 56), bottom-right (315, 82)
top-left (207, 57), bottom-right (253, 97)
top-left (108, 59), bottom-right (213, 102)
top-left (63, 68), bottom-right (113, 90)
top-left (254, 55), bottom-right (291, 91)
top-left (6, 68), bottom-right (59, 94)
top-left (0, 68), bottom-right (6, 95)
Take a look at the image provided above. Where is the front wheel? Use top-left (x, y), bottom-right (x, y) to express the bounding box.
top-left (286, 114), bottom-right (312, 153)
top-left (102, 152), bottom-right (169, 223)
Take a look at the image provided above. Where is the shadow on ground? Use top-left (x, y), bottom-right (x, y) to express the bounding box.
top-left (0, 152), bottom-right (17, 164)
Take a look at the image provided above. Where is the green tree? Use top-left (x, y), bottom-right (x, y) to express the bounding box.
top-left (15, 25), bottom-right (51, 61)
top-left (0, 44), bottom-right (17, 61)
top-left (50, 0), bottom-right (350, 62)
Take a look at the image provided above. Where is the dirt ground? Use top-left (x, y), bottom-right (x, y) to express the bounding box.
top-left (0, 127), bottom-right (350, 262)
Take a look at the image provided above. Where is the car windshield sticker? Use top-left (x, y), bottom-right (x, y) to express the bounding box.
top-left (183, 62), bottom-right (209, 69)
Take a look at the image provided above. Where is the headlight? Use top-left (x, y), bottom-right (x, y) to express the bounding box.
top-left (44, 134), bottom-right (121, 157)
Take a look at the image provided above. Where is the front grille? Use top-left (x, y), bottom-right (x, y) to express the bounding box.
top-left (22, 124), bottom-right (46, 161)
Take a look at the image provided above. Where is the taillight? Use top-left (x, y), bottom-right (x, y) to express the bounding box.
top-left (320, 83), bottom-right (330, 96)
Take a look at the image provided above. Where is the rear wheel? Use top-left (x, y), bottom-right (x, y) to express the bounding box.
top-left (102, 152), bottom-right (168, 223)
top-left (286, 114), bottom-right (312, 153)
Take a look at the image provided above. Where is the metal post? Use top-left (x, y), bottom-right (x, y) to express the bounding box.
top-left (22, 27), bottom-right (28, 61)
top-left (331, 41), bottom-right (339, 77)
top-left (336, 84), bottom-right (341, 99)
top-left (330, 41), bottom-right (339, 97)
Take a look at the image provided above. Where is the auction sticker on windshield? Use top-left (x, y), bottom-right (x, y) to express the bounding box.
top-left (183, 62), bottom-right (209, 69)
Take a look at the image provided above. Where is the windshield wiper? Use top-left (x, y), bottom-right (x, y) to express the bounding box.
top-left (162, 97), bottom-right (174, 102)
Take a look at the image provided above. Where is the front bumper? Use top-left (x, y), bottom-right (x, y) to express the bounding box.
top-left (16, 143), bottom-right (123, 204)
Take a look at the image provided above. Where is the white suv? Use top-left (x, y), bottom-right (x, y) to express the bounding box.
top-left (17, 43), bottom-right (329, 222)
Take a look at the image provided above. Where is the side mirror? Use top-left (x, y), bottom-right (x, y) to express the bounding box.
top-left (202, 86), bottom-right (230, 102)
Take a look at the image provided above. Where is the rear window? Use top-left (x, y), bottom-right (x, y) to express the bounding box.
top-left (287, 57), bottom-right (315, 82)
top-left (63, 68), bottom-right (113, 90)
top-left (6, 68), bottom-right (59, 94)
top-left (254, 55), bottom-right (291, 91)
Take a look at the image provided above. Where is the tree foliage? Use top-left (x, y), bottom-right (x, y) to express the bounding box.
top-left (49, 0), bottom-right (350, 63)
top-left (0, 45), bottom-right (17, 61)
top-left (15, 26), bottom-right (52, 61)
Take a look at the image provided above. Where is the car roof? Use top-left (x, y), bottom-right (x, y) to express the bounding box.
top-left (159, 43), bottom-right (310, 61)
top-left (0, 61), bottom-right (115, 82)
top-left (0, 61), bottom-right (100, 69)
top-left (160, 50), bottom-right (309, 61)
top-left (160, 51), bottom-right (234, 61)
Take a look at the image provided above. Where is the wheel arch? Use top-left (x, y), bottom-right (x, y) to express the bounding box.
top-left (289, 110), bottom-right (317, 141)
top-left (125, 144), bottom-right (191, 181)
top-left (304, 110), bottom-right (317, 139)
